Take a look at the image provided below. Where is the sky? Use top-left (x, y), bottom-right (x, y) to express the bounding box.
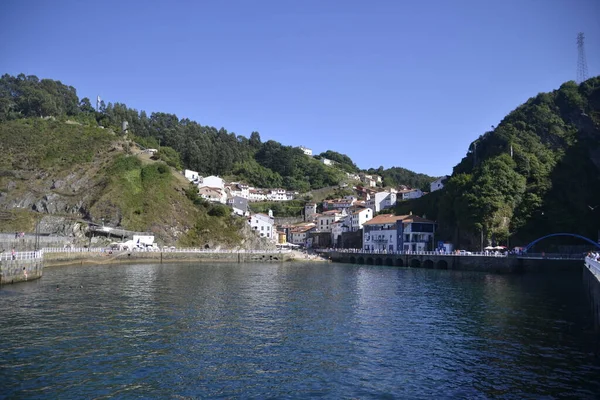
top-left (1, 0), bottom-right (599, 177)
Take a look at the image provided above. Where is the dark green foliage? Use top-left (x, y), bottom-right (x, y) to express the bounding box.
top-left (319, 150), bottom-right (359, 173)
top-left (366, 166), bottom-right (434, 192)
top-left (401, 77), bottom-right (600, 249)
top-left (249, 200), bottom-right (305, 217)
top-left (0, 118), bottom-right (112, 170)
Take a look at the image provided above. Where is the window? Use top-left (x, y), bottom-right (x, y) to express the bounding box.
top-left (261, 226), bottom-right (264, 231)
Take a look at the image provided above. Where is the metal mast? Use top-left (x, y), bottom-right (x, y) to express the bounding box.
top-left (577, 32), bottom-right (588, 83)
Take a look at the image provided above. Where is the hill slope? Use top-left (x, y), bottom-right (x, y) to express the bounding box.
top-left (396, 77), bottom-right (600, 250)
top-left (0, 119), bottom-right (265, 248)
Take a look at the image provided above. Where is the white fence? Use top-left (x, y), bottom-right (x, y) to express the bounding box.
top-left (327, 249), bottom-right (508, 257)
top-left (0, 250), bottom-right (43, 261)
top-left (2, 247), bottom-right (290, 261)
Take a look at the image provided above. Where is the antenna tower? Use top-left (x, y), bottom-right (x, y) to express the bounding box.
top-left (577, 32), bottom-right (588, 83)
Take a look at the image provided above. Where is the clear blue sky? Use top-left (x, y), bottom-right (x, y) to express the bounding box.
top-left (1, 0), bottom-right (599, 177)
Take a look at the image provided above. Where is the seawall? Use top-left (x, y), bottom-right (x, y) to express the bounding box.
top-left (328, 251), bottom-right (582, 274)
top-left (583, 257), bottom-right (600, 331)
top-left (43, 250), bottom-right (294, 267)
top-left (0, 252), bottom-right (44, 284)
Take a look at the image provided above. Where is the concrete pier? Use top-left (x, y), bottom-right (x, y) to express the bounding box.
top-left (327, 251), bottom-right (582, 274)
top-left (0, 252), bottom-right (44, 284)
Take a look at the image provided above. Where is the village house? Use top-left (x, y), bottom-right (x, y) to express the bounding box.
top-left (198, 175), bottom-right (225, 190)
top-left (226, 182), bottom-right (250, 199)
top-left (249, 212), bottom-right (276, 241)
top-left (322, 197), bottom-right (355, 211)
top-left (321, 157), bottom-right (334, 166)
top-left (398, 188), bottom-right (423, 200)
top-left (227, 196), bottom-right (249, 216)
top-left (298, 146), bottom-right (313, 156)
top-left (346, 172), bottom-right (360, 181)
top-left (362, 214), bottom-right (435, 253)
top-left (365, 189), bottom-right (397, 213)
top-left (350, 207), bottom-right (373, 231)
top-left (267, 188), bottom-right (287, 201)
top-left (198, 187), bottom-right (227, 204)
top-left (248, 189), bottom-right (267, 202)
top-left (184, 169), bottom-right (200, 183)
top-left (430, 176), bottom-right (450, 192)
top-left (290, 224), bottom-right (315, 246)
top-left (316, 209), bottom-right (346, 233)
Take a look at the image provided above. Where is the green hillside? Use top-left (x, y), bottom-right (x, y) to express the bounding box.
top-left (396, 77), bottom-right (600, 250)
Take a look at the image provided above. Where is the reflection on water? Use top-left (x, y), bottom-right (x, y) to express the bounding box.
top-left (1, 263), bottom-right (599, 398)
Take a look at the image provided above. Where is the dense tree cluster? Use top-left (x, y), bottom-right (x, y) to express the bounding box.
top-left (397, 77), bottom-right (600, 249)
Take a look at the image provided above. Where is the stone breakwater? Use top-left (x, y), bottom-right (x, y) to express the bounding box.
top-left (43, 250), bottom-right (295, 267)
top-left (0, 252), bottom-right (44, 284)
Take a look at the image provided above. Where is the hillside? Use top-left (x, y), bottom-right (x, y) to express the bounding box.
top-left (0, 73), bottom-right (432, 193)
top-left (396, 77), bottom-right (600, 250)
top-left (0, 118), bottom-right (268, 248)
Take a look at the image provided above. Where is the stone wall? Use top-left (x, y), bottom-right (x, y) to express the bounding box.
top-left (328, 252), bottom-right (582, 274)
top-left (43, 250), bottom-right (293, 267)
top-left (0, 257), bottom-right (43, 284)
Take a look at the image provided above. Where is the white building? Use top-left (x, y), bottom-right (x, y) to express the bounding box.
top-left (322, 198), bottom-right (355, 211)
top-left (199, 187), bottom-right (227, 204)
top-left (249, 213), bottom-right (276, 241)
top-left (321, 158), bottom-right (334, 166)
top-left (248, 189), bottom-right (267, 202)
top-left (430, 176), bottom-right (449, 192)
top-left (267, 188), bottom-right (287, 201)
top-left (362, 214), bottom-right (435, 253)
top-left (350, 207), bottom-right (373, 231)
top-left (227, 183), bottom-right (250, 199)
top-left (290, 225), bottom-right (315, 245)
top-left (365, 190), bottom-right (397, 213)
top-left (316, 210), bottom-right (346, 233)
top-left (298, 146), bottom-right (313, 156)
top-left (399, 188), bottom-right (423, 200)
top-left (199, 175), bottom-right (224, 190)
top-left (184, 169), bottom-right (200, 183)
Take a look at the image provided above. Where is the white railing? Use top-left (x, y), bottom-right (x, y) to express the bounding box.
top-left (1, 247), bottom-right (291, 261)
top-left (42, 247), bottom-right (291, 255)
top-left (0, 250), bottom-right (43, 261)
top-left (326, 249), bottom-right (508, 257)
top-left (585, 256), bottom-right (600, 278)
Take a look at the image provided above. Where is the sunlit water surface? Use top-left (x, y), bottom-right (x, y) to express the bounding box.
top-left (1, 262), bottom-right (599, 398)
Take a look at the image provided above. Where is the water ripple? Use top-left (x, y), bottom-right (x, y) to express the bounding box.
top-left (1, 263), bottom-right (599, 398)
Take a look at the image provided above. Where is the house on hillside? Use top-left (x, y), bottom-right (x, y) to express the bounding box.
top-left (298, 146), bottom-right (313, 156)
top-left (398, 188), bottom-right (423, 200)
top-left (227, 196), bottom-right (249, 216)
top-left (321, 158), bottom-right (334, 166)
top-left (362, 214), bottom-right (435, 253)
top-left (199, 175), bottom-right (224, 190)
top-left (184, 169), bottom-right (200, 183)
top-left (430, 176), bottom-right (450, 192)
top-left (226, 182), bottom-right (250, 199)
top-left (249, 213), bottom-right (276, 241)
top-left (290, 224), bottom-right (316, 246)
top-left (350, 207), bottom-right (373, 231)
top-left (198, 187), bottom-right (227, 204)
top-left (365, 190), bottom-right (397, 213)
top-left (316, 210), bottom-right (346, 233)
